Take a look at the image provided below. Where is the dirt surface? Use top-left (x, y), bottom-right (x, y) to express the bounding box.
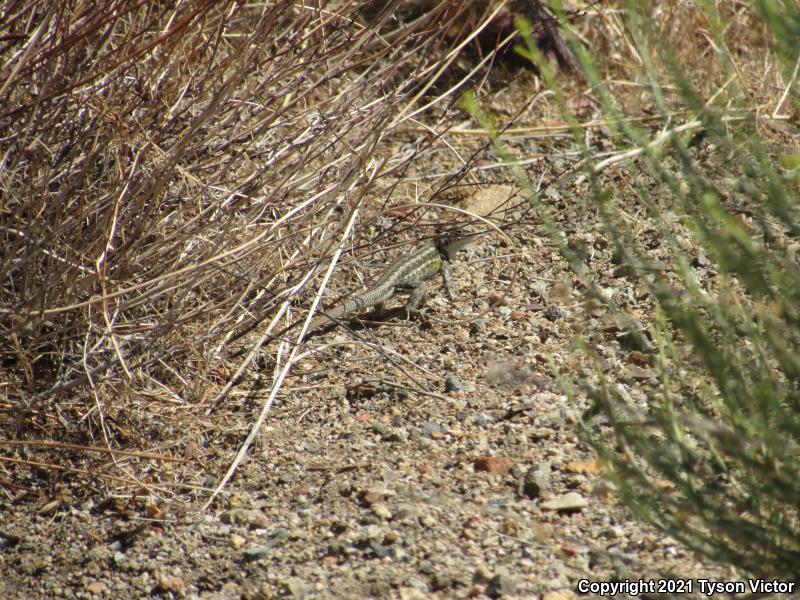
top-left (3, 22), bottom-right (798, 600)
top-left (3, 157), bottom-right (765, 600)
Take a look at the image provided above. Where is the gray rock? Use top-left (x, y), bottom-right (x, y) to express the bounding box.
top-left (444, 375), bottom-right (465, 392)
top-left (474, 413), bottom-right (494, 428)
top-left (420, 421), bottom-right (443, 436)
top-left (242, 545), bottom-right (271, 561)
top-left (219, 508), bottom-right (269, 529)
top-left (406, 576), bottom-right (429, 592)
top-left (487, 573), bottom-right (517, 599)
top-left (543, 304), bottom-right (567, 322)
top-left (371, 420), bottom-right (408, 442)
top-left (281, 576), bottom-right (309, 597)
top-left (520, 463), bottom-right (551, 499)
top-left (418, 560), bottom-right (434, 575)
top-left (541, 492), bottom-right (587, 512)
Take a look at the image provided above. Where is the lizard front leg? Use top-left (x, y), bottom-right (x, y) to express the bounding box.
top-left (405, 281), bottom-right (428, 318)
top-left (441, 259), bottom-right (454, 299)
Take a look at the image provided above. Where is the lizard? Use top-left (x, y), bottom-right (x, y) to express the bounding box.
top-left (306, 228), bottom-right (478, 334)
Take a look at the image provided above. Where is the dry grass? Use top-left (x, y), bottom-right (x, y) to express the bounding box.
top-left (2, 0), bottom-right (796, 525)
top-left (1, 0), bottom-right (514, 501)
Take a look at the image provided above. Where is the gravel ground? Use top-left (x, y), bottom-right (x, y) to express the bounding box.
top-left (3, 71), bottom-right (797, 600)
top-left (1, 206), bottom-right (764, 600)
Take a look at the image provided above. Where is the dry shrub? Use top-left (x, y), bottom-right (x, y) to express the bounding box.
top-left (0, 0), bottom-right (500, 496)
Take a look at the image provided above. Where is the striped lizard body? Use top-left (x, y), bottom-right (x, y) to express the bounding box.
top-left (308, 230), bottom-right (475, 333)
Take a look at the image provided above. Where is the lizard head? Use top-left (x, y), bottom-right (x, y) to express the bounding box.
top-left (437, 226), bottom-right (479, 259)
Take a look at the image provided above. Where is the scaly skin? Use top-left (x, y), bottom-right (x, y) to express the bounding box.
top-left (308, 231), bottom-right (476, 332)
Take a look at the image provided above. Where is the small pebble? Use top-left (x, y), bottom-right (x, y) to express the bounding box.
top-left (520, 463), bottom-right (551, 499)
top-left (399, 587), bottom-right (427, 600)
top-left (370, 502), bottom-right (392, 519)
top-left (487, 573), bottom-right (517, 599)
top-left (243, 545), bottom-right (271, 561)
top-left (473, 456), bottom-right (513, 476)
top-left (541, 492), bottom-right (587, 512)
top-left (444, 375), bottom-right (465, 392)
top-left (473, 413), bottom-right (493, 428)
top-left (419, 515), bottom-right (437, 529)
top-left (543, 304), bottom-right (567, 322)
top-left (472, 565), bottom-right (493, 584)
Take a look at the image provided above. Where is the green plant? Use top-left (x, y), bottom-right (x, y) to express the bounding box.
top-left (470, 0), bottom-right (800, 577)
